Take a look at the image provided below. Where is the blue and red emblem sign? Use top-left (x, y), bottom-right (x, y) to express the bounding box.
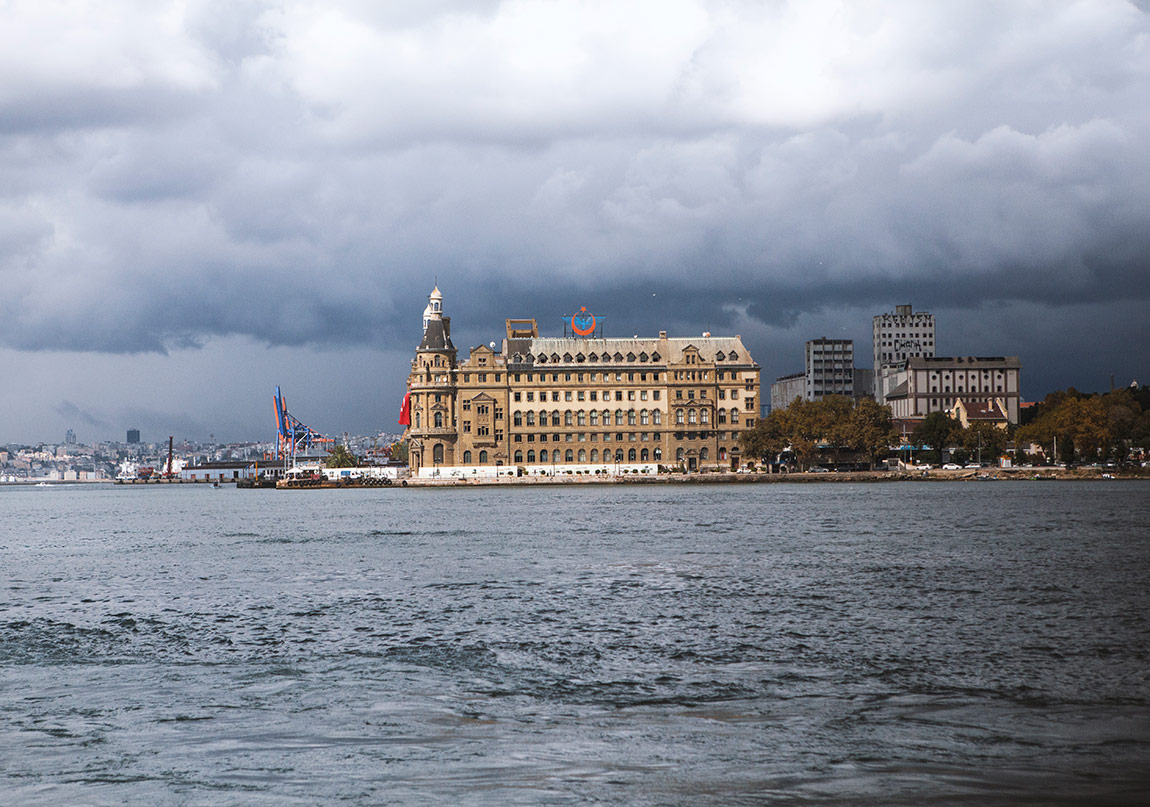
top-left (571, 306), bottom-right (597, 336)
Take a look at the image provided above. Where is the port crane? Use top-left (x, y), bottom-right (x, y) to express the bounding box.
top-left (273, 386), bottom-right (332, 464)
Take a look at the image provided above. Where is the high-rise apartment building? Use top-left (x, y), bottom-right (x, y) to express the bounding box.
top-left (805, 338), bottom-right (854, 399)
top-left (873, 304), bottom-right (935, 404)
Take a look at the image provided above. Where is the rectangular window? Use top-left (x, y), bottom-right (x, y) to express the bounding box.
top-left (640, 390), bottom-right (648, 401)
top-left (526, 392), bottom-right (534, 402)
top-left (494, 409), bottom-right (503, 420)
top-left (590, 391), bottom-right (598, 402)
top-left (628, 391), bottom-right (635, 401)
top-left (463, 421), bottom-right (471, 433)
top-left (462, 400), bottom-right (471, 411)
top-left (463, 374), bottom-right (470, 383)
top-left (478, 374), bottom-right (486, 382)
top-left (565, 391), bottom-right (573, 401)
top-left (577, 391), bottom-right (585, 401)
top-left (552, 392), bottom-right (560, 401)
top-left (653, 391), bottom-right (660, 400)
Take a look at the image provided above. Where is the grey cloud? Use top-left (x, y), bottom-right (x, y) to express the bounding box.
top-left (54, 400), bottom-right (109, 429)
top-left (0, 1), bottom-right (1146, 440)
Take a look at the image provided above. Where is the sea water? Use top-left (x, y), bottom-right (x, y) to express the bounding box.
top-left (2, 481), bottom-right (1148, 805)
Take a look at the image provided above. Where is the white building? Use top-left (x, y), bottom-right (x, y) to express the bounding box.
top-left (884, 356), bottom-right (1022, 424)
top-left (873, 304), bottom-right (935, 404)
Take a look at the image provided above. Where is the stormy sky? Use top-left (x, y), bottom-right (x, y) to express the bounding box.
top-left (2, 0), bottom-right (1148, 445)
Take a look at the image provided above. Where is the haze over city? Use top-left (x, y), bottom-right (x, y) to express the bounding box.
top-left (2, 0), bottom-right (1148, 444)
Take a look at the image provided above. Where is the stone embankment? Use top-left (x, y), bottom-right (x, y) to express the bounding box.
top-left (402, 466), bottom-right (1147, 487)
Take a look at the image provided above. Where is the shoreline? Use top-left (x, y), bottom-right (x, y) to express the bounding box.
top-left (400, 466), bottom-right (1146, 487)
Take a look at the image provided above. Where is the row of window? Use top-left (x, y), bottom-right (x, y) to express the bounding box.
top-left (515, 409), bottom-right (663, 427)
top-left (514, 447), bottom-right (662, 464)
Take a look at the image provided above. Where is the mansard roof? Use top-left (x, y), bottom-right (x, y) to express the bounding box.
top-left (418, 317), bottom-right (455, 352)
top-left (519, 336), bottom-right (755, 366)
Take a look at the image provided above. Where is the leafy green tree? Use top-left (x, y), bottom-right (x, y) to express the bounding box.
top-left (911, 412), bottom-right (959, 464)
top-left (325, 445), bottom-right (359, 468)
top-left (959, 422), bottom-right (1007, 463)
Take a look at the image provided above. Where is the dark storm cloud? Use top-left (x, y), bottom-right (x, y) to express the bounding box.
top-left (54, 400), bottom-right (108, 429)
top-left (1, 0), bottom-right (1148, 439)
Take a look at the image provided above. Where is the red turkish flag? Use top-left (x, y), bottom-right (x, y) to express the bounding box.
top-left (398, 390), bottom-right (411, 426)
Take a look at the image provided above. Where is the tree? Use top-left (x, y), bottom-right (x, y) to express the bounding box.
top-left (389, 440), bottom-right (409, 464)
top-left (911, 412), bottom-right (959, 464)
top-left (740, 407), bottom-right (791, 464)
top-left (959, 422), bottom-right (1007, 464)
top-left (846, 397), bottom-right (897, 467)
top-left (325, 445), bottom-right (359, 468)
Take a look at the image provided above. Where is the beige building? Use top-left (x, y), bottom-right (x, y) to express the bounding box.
top-left (405, 287), bottom-right (761, 476)
top-left (885, 356), bottom-right (1022, 424)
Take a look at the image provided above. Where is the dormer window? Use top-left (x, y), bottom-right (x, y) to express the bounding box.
top-left (551, 353), bottom-right (561, 363)
top-left (639, 352), bottom-right (648, 362)
top-left (613, 352), bottom-right (623, 361)
top-left (626, 352), bottom-right (636, 362)
top-left (651, 352), bottom-right (660, 362)
top-left (537, 354), bottom-right (548, 363)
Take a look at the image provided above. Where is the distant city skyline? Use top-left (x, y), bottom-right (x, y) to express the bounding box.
top-left (2, 1), bottom-right (1147, 443)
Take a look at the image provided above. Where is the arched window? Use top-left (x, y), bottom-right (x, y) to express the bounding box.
top-left (676, 409), bottom-right (685, 425)
top-left (577, 410), bottom-right (586, 426)
top-left (479, 450), bottom-right (488, 464)
top-left (653, 447), bottom-right (662, 460)
top-left (731, 409), bottom-right (739, 424)
top-left (688, 409), bottom-right (697, 424)
top-left (602, 409), bottom-right (611, 424)
top-left (513, 412), bottom-right (523, 426)
top-left (434, 411), bottom-right (443, 428)
top-left (615, 410), bottom-right (624, 426)
top-left (433, 444), bottom-right (444, 463)
top-left (615, 448), bottom-right (625, 462)
top-left (676, 448), bottom-right (684, 461)
top-left (640, 448), bottom-right (649, 461)
top-left (551, 412), bottom-right (560, 426)
top-left (628, 448), bottom-right (636, 461)
top-left (640, 409), bottom-right (649, 426)
top-left (527, 450), bottom-right (536, 463)
top-left (719, 447), bottom-right (727, 460)
top-left (565, 449), bottom-right (574, 462)
top-left (526, 411), bottom-right (535, 426)
top-left (701, 409), bottom-right (710, 424)
top-left (653, 410), bottom-right (661, 425)
top-left (628, 410), bottom-right (637, 425)
top-left (578, 448), bottom-right (586, 462)
top-left (590, 410), bottom-right (599, 426)
top-left (700, 448), bottom-right (708, 460)
top-left (463, 450), bottom-right (472, 464)
top-left (514, 450), bottom-right (523, 463)
top-left (717, 410), bottom-right (727, 424)
top-left (590, 449), bottom-right (599, 462)
top-left (539, 449), bottom-right (549, 463)
top-left (565, 410), bottom-right (573, 426)
top-left (415, 411), bottom-right (421, 428)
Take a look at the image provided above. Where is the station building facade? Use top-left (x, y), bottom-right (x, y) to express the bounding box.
top-left (404, 287), bottom-right (761, 476)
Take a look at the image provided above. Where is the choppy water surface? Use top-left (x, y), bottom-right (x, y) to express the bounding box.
top-left (2, 481), bottom-right (1149, 805)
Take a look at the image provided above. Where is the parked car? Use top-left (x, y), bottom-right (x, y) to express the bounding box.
top-left (942, 463), bottom-right (962, 470)
top-left (809, 466), bottom-right (830, 473)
